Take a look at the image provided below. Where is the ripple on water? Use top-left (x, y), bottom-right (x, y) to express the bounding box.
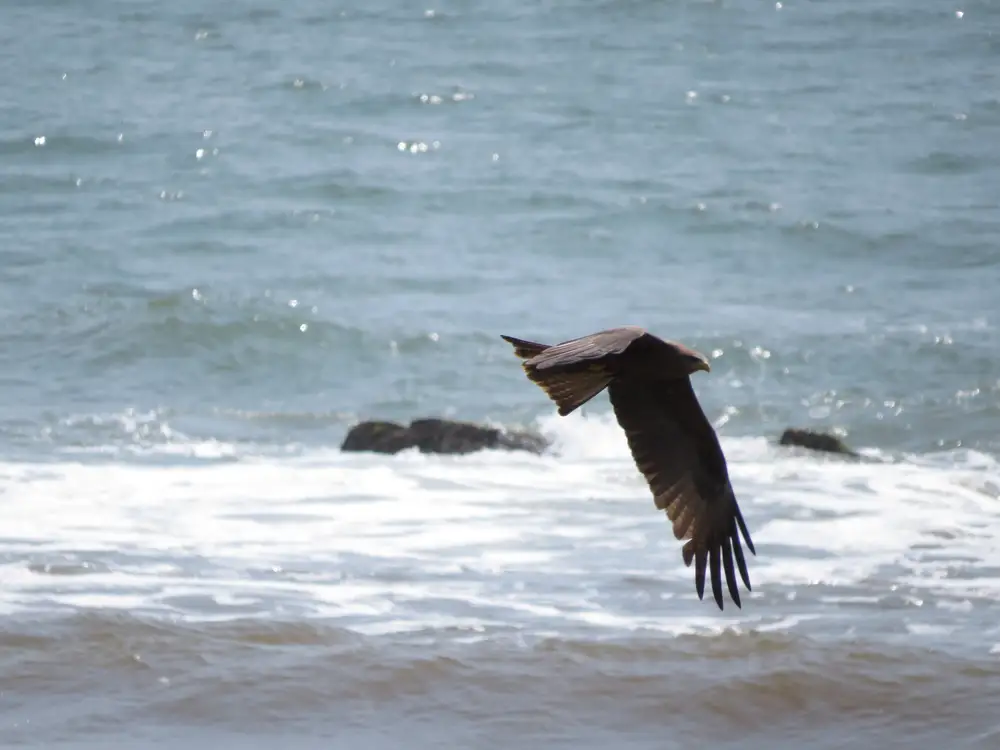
top-left (2, 611), bottom-right (1000, 747)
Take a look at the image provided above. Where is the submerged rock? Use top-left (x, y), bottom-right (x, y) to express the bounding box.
top-left (341, 417), bottom-right (549, 456)
top-left (778, 428), bottom-right (859, 457)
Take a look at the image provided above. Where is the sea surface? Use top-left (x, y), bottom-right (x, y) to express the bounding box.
top-left (2, 0), bottom-right (1000, 747)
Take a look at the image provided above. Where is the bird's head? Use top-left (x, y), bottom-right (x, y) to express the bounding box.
top-left (665, 341), bottom-right (712, 376)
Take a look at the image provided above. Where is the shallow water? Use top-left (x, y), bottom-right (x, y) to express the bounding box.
top-left (3, 0), bottom-right (1000, 747)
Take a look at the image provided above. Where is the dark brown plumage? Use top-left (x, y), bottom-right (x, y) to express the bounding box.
top-left (501, 325), bottom-right (756, 611)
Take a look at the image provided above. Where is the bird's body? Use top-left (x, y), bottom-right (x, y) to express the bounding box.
top-left (501, 326), bottom-right (756, 610)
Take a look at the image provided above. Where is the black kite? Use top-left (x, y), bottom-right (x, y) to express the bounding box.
top-left (501, 326), bottom-right (756, 610)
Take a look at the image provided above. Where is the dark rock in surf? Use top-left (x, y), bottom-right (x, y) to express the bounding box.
top-left (407, 418), bottom-right (549, 455)
top-left (341, 419), bottom-right (861, 460)
top-left (341, 417), bottom-right (549, 456)
top-left (778, 428), bottom-right (859, 457)
top-left (340, 420), bottom-right (415, 455)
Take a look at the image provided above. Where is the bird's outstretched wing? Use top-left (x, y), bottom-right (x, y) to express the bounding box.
top-left (500, 327), bottom-right (648, 416)
top-left (607, 376), bottom-right (756, 610)
top-left (504, 326), bottom-right (647, 371)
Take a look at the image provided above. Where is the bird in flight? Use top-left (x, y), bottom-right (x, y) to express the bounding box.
top-left (501, 325), bottom-right (756, 610)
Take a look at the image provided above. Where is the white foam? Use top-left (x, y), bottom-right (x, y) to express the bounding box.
top-left (1, 411), bottom-right (998, 636)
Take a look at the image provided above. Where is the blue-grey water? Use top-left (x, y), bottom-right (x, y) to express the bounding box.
top-left (2, 1), bottom-right (1000, 747)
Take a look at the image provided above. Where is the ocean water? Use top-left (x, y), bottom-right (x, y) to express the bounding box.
top-left (2, 0), bottom-right (1000, 747)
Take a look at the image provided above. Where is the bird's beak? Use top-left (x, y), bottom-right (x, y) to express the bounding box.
top-left (695, 359), bottom-right (711, 373)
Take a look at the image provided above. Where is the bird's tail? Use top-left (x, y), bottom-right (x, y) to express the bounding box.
top-left (500, 334), bottom-right (612, 416)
